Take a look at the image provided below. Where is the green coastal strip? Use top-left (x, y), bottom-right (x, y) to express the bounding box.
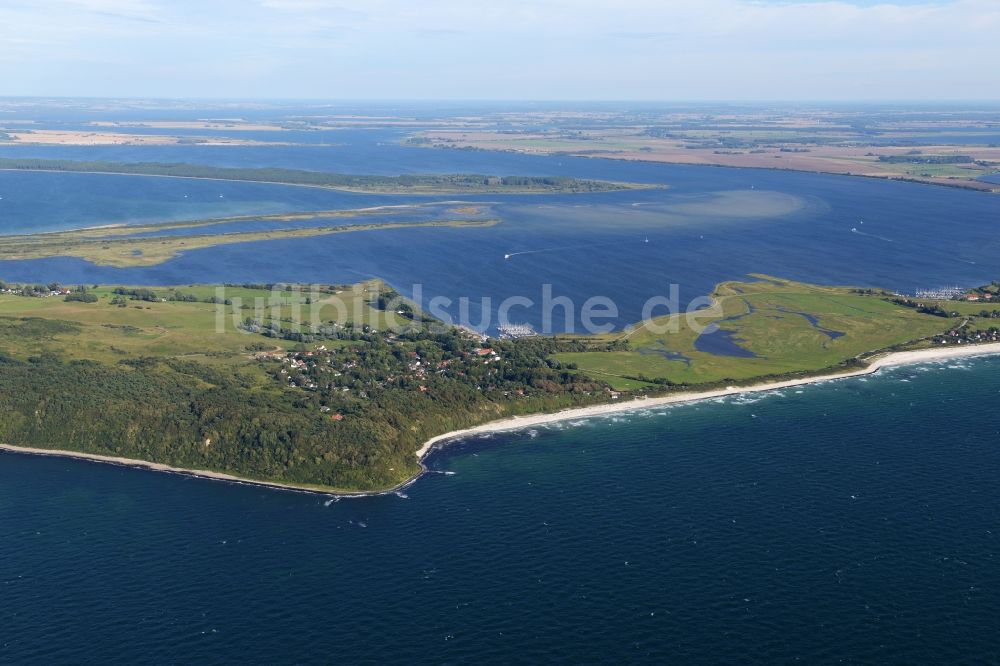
top-left (0, 275), bottom-right (994, 493)
top-left (551, 275), bottom-right (960, 389)
top-left (0, 217), bottom-right (499, 267)
top-left (0, 158), bottom-right (652, 194)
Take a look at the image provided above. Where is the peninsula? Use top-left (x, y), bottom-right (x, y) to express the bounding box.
top-left (0, 216), bottom-right (499, 267)
top-left (1, 276), bottom-right (997, 494)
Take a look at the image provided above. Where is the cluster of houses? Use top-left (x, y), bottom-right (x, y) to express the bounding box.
top-left (475, 347), bottom-right (501, 363)
top-left (0, 284), bottom-right (73, 298)
top-left (934, 327), bottom-right (1000, 346)
top-left (256, 340), bottom-right (512, 421)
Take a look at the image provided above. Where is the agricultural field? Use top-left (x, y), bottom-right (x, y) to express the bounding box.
top-left (408, 107), bottom-right (1000, 191)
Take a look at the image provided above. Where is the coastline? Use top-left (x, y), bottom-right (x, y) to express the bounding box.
top-left (4, 342), bottom-right (1000, 496)
top-left (0, 443), bottom-right (383, 497)
top-left (415, 145), bottom-right (999, 193)
top-left (413, 342), bottom-right (1000, 459)
top-left (0, 167), bottom-right (646, 196)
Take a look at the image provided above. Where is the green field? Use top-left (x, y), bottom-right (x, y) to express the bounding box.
top-left (896, 164), bottom-right (989, 179)
top-left (0, 282), bottom-right (395, 364)
top-left (1, 276), bottom-right (970, 381)
top-left (554, 277), bottom-right (957, 389)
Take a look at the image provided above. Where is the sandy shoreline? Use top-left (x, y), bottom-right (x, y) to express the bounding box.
top-left (413, 342), bottom-right (1000, 459)
top-left (3, 342), bottom-right (1000, 496)
top-left (0, 443), bottom-right (371, 497)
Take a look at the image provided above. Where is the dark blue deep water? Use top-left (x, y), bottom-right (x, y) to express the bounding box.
top-left (3, 357), bottom-right (1000, 664)
top-left (4, 110), bottom-right (1000, 663)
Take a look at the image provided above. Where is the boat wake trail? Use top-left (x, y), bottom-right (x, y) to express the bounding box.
top-left (504, 238), bottom-right (650, 260)
top-left (850, 227), bottom-right (893, 243)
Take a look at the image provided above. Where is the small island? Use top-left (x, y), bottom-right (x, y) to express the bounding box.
top-left (0, 158), bottom-right (653, 194)
top-left (1, 276), bottom-right (998, 494)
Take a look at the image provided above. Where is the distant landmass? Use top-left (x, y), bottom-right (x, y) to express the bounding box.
top-left (0, 158), bottom-right (652, 194)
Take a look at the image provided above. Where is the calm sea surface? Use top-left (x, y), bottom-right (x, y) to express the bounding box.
top-left (1, 140), bottom-right (998, 332)
top-left (2, 114), bottom-right (1000, 663)
top-left (3, 357), bottom-right (1000, 664)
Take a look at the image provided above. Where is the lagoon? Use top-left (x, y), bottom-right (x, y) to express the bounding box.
top-left (1, 155), bottom-right (997, 333)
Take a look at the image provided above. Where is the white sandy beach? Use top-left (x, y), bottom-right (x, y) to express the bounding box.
top-left (3, 342), bottom-right (1000, 495)
top-left (414, 342), bottom-right (1000, 459)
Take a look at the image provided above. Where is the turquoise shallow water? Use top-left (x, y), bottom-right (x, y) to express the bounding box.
top-left (3, 357), bottom-right (1000, 664)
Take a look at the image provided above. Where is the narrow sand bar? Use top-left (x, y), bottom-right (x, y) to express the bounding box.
top-left (3, 343), bottom-right (1000, 496)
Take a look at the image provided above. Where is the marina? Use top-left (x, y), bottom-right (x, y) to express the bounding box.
top-left (498, 323), bottom-right (537, 339)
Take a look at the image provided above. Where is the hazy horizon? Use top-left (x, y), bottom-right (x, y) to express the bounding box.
top-left (2, 0), bottom-right (998, 101)
top-left (3, 97), bottom-right (1000, 107)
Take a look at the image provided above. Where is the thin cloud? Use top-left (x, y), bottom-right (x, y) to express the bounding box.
top-left (61, 0), bottom-right (162, 21)
top-left (0, 0), bottom-right (996, 99)
top-left (255, 0), bottom-right (366, 18)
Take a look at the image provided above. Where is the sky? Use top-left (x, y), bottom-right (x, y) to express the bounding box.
top-left (0, 0), bottom-right (998, 101)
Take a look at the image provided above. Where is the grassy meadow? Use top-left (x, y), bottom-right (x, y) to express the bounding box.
top-left (554, 276), bottom-right (958, 390)
top-left (0, 281), bottom-right (394, 365)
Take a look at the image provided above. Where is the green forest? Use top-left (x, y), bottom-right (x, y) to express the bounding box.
top-left (0, 282), bottom-right (620, 491)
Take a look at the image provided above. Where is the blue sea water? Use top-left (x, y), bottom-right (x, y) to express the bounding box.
top-left (0, 170), bottom-right (393, 234)
top-left (3, 357), bottom-right (1000, 664)
top-left (3, 110), bottom-right (1000, 663)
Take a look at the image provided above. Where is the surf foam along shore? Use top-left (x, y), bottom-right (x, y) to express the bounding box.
top-left (3, 343), bottom-right (999, 497)
top-left (414, 342), bottom-right (1000, 460)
